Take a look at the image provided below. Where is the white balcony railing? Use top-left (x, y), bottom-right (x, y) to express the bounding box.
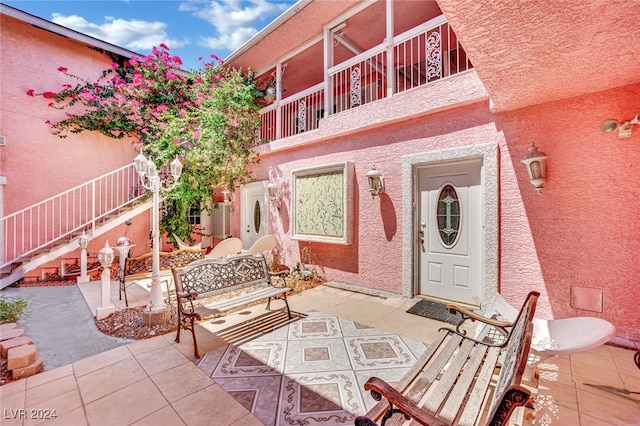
top-left (1, 163), bottom-right (144, 268)
top-left (259, 16), bottom-right (472, 142)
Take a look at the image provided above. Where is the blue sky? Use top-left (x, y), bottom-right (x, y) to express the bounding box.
top-left (4, 0), bottom-right (296, 70)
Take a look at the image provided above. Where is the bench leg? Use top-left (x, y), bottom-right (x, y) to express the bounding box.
top-left (190, 319), bottom-right (200, 358)
top-left (267, 295), bottom-right (293, 320)
top-left (175, 310), bottom-right (182, 344)
top-left (175, 310), bottom-right (201, 358)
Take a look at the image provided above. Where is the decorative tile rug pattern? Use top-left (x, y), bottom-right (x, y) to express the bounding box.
top-left (198, 310), bottom-right (428, 426)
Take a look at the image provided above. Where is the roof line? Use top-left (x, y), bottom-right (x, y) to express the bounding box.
top-left (1, 2), bottom-right (140, 59)
top-left (224, 0), bottom-right (313, 65)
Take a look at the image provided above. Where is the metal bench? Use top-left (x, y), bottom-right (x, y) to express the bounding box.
top-left (119, 248), bottom-right (205, 307)
top-left (355, 291), bottom-right (539, 426)
top-left (172, 253), bottom-right (292, 358)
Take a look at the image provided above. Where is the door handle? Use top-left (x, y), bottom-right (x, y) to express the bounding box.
top-left (418, 229), bottom-right (424, 245)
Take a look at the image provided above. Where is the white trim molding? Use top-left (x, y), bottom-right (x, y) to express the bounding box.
top-left (402, 142), bottom-right (499, 309)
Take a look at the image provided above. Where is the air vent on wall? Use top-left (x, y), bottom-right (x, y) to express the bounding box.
top-left (0, 136), bottom-right (5, 146)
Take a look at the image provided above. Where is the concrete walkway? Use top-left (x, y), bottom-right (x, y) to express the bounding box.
top-left (1, 285), bottom-right (131, 371)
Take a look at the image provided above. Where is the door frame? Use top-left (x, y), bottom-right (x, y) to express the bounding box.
top-left (240, 180), bottom-right (270, 249)
top-left (401, 142), bottom-right (499, 310)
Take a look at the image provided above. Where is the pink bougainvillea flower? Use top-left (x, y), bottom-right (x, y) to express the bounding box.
top-left (57, 66), bottom-right (68, 72)
top-left (173, 139), bottom-right (181, 146)
top-left (111, 62), bottom-right (119, 68)
top-left (193, 130), bottom-right (200, 139)
top-left (198, 56), bottom-right (203, 61)
top-left (26, 89), bottom-right (35, 96)
top-left (159, 43), bottom-right (169, 50)
top-left (45, 120), bottom-right (51, 124)
top-left (42, 91), bottom-right (57, 99)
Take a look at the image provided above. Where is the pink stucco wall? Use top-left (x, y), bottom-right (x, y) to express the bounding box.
top-left (251, 80), bottom-right (640, 341)
top-left (1, 14), bottom-right (152, 273)
top-left (498, 83), bottom-right (640, 341)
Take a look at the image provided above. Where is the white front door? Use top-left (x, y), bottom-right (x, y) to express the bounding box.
top-left (418, 160), bottom-right (482, 305)
top-left (241, 181), bottom-right (268, 250)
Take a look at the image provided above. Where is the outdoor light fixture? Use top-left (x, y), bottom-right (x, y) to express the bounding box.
top-left (133, 150), bottom-right (182, 315)
top-left (77, 230), bottom-right (90, 284)
top-left (267, 181), bottom-right (283, 210)
top-left (367, 165), bottom-right (385, 198)
top-left (263, 63), bottom-right (287, 104)
top-left (78, 230), bottom-right (89, 249)
top-left (265, 87), bottom-right (277, 103)
top-left (97, 240), bottom-right (114, 268)
top-left (521, 142), bottom-right (548, 195)
top-left (222, 188), bottom-right (233, 204)
top-left (600, 113), bottom-right (640, 138)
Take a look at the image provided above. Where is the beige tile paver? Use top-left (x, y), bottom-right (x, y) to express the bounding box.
top-left (1, 282), bottom-right (638, 426)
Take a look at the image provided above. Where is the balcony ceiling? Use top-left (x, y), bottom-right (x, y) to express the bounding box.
top-left (226, 0), bottom-right (356, 73)
top-left (436, 0), bottom-right (640, 112)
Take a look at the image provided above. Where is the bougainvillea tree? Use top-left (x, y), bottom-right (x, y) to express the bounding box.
top-left (27, 45), bottom-right (263, 242)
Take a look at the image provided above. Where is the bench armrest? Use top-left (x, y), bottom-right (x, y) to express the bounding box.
top-left (268, 270), bottom-right (290, 287)
top-left (446, 303), bottom-right (512, 341)
top-left (359, 377), bottom-right (449, 426)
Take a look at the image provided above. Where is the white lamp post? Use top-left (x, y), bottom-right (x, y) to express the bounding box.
top-left (133, 151), bottom-right (182, 319)
top-left (96, 240), bottom-right (115, 320)
top-left (77, 230), bottom-right (90, 284)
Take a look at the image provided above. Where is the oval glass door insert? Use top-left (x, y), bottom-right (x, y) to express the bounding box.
top-left (253, 199), bottom-right (261, 233)
top-left (437, 184), bottom-right (460, 247)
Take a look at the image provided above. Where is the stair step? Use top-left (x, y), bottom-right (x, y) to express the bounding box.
top-left (0, 327), bottom-right (24, 341)
top-left (0, 323), bottom-right (17, 332)
top-left (1, 336), bottom-right (33, 358)
top-left (12, 355), bottom-right (44, 379)
top-left (7, 343), bottom-right (36, 370)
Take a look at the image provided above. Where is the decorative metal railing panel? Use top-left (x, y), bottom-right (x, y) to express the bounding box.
top-left (1, 163), bottom-right (144, 268)
top-left (258, 16), bottom-right (473, 142)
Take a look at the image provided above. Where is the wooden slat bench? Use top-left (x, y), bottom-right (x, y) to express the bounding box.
top-left (119, 248), bottom-right (205, 307)
top-left (355, 291), bottom-right (539, 426)
top-left (172, 253), bottom-right (293, 358)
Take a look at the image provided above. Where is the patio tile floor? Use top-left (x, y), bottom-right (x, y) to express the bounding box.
top-left (0, 283), bottom-right (638, 425)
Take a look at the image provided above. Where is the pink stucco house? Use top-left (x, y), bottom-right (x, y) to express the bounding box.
top-left (1, 1), bottom-right (639, 346)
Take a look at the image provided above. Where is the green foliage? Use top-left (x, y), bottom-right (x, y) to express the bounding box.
top-left (27, 46), bottom-right (264, 240)
top-left (0, 296), bottom-right (27, 324)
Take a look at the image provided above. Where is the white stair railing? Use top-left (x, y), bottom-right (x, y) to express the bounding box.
top-left (1, 163), bottom-right (144, 269)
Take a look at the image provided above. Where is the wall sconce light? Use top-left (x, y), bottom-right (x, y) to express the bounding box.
top-left (366, 165), bottom-right (385, 198)
top-left (600, 113), bottom-right (640, 138)
top-left (222, 188), bottom-right (233, 204)
top-left (267, 181), bottom-right (283, 209)
top-left (520, 142), bottom-right (548, 195)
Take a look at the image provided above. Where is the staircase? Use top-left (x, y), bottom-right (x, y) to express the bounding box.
top-left (0, 164), bottom-right (151, 289)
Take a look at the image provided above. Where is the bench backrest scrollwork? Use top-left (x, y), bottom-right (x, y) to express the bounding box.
top-left (172, 254), bottom-right (271, 298)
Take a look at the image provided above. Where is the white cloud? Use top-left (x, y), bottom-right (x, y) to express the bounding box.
top-left (51, 13), bottom-right (189, 52)
top-left (181, 0), bottom-right (290, 50)
top-left (199, 27), bottom-right (257, 51)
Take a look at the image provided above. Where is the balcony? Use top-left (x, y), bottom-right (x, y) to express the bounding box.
top-left (258, 15), bottom-right (472, 142)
